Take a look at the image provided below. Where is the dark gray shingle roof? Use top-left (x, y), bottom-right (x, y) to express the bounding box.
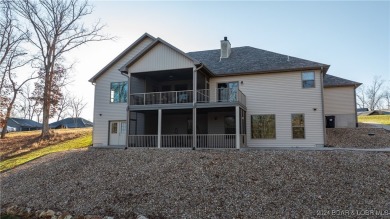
top-left (187, 46), bottom-right (329, 75)
top-left (324, 74), bottom-right (361, 88)
top-left (8, 118), bottom-right (42, 128)
top-left (49, 117), bottom-right (93, 129)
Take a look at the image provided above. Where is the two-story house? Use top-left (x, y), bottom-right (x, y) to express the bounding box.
top-left (88, 33), bottom-right (360, 149)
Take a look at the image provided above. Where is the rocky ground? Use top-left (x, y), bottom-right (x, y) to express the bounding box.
top-left (1, 149), bottom-right (390, 218)
top-left (326, 124), bottom-right (390, 148)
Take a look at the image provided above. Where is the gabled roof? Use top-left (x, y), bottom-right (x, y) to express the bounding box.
top-left (187, 46), bottom-right (330, 76)
top-left (8, 118), bottom-right (42, 128)
top-left (49, 117), bottom-right (93, 129)
top-left (119, 37), bottom-right (201, 73)
top-left (324, 74), bottom-right (361, 88)
top-left (88, 33), bottom-right (155, 83)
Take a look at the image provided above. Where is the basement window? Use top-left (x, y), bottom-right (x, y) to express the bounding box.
top-left (302, 72), bottom-right (315, 88)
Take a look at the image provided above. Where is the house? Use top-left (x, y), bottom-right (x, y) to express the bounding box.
top-left (49, 117), bottom-right (93, 129)
top-left (7, 118), bottom-right (42, 131)
top-left (323, 74), bottom-right (361, 128)
top-left (89, 33), bottom-right (360, 148)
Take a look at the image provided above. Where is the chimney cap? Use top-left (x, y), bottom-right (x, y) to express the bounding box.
top-left (224, 36), bottom-right (228, 41)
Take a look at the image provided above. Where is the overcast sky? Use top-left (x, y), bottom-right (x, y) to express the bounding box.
top-left (63, 0), bottom-right (389, 122)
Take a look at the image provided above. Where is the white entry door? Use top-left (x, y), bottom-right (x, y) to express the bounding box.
top-left (109, 121), bottom-right (127, 146)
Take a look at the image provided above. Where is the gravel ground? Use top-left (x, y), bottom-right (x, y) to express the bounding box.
top-left (1, 149), bottom-right (390, 218)
top-left (326, 126), bottom-right (390, 148)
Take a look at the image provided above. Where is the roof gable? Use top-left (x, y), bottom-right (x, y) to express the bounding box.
top-left (120, 38), bottom-right (200, 73)
top-left (88, 33), bottom-right (155, 83)
top-left (187, 46), bottom-right (329, 75)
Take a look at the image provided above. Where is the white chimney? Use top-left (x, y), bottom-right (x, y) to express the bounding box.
top-left (220, 36), bottom-right (231, 59)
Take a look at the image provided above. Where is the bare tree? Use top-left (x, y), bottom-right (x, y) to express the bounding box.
top-left (0, 0), bottom-right (36, 139)
top-left (383, 88), bottom-right (390, 110)
top-left (56, 91), bottom-right (71, 121)
top-left (15, 83), bottom-right (41, 120)
top-left (12, 0), bottom-right (112, 138)
top-left (365, 76), bottom-right (385, 111)
top-left (356, 85), bottom-right (367, 109)
top-left (70, 96), bottom-right (87, 118)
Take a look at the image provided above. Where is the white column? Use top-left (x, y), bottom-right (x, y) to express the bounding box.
top-left (193, 108), bottom-right (197, 149)
top-left (235, 106), bottom-right (240, 149)
top-left (193, 67), bottom-right (197, 149)
top-left (158, 109), bottom-right (162, 148)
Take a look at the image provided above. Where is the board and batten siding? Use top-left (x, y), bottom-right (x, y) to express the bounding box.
top-left (92, 38), bottom-right (153, 146)
top-left (210, 70), bottom-right (325, 147)
top-left (129, 43), bottom-right (194, 73)
top-left (324, 86), bottom-right (357, 128)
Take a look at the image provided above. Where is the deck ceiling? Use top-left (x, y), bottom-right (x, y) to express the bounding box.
top-left (132, 68), bottom-right (193, 81)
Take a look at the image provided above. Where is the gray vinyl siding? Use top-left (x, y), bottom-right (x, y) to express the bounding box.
top-left (210, 70), bottom-right (324, 147)
top-left (129, 43), bottom-right (194, 73)
top-left (324, 86), bottom-right (357, 128)
top-left (92, 38), bottom-right (153, 146)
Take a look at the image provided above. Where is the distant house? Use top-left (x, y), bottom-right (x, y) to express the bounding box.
top-left (7, 118), bottom-right (42, 131)
top-left (358, 109), bottom-right (390, 116)
top-left (49, 117), bottom-right (93, 129)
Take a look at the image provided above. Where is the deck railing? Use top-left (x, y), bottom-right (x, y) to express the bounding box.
top-left (161, 134), bottom-right (193, 148)
top-left (130, 90), bottom-right (193, 105)
top-left (128, 134), bottom-right (244, 149)
top-left (128, 135), bottom-right (158, 147)
top-left (130, 89), bottom-right (246, 106)
top-left (197, 134), bottom-right (236, 148)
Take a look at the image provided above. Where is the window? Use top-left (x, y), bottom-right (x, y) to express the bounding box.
top-left (292, 114), bottom-right (305, 139)
top-left (111, 122), bottom-right (118, 134)
top-left (302, 72), bottom-right (315, 88)
top-left (251, 115), bottom-right (276, 139)
top-left (110, 82), bottom-right (128, 103)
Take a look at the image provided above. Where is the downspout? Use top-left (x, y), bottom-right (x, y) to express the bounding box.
top-left (121, 71), bottom-right (130, 149)
top-left (320, 67), bottom-right (326, 146)
top-left (192, 64), bottom-right (203, 150)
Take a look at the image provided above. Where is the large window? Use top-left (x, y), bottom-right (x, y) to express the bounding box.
top-left (302, 72), bottom-right (315, 88)
top-left (251, 115), bottom-right (276, 139)
top-left (292, 114), bottom-right (305, 139)
top-left (110, 82), bottom-right (128, 103)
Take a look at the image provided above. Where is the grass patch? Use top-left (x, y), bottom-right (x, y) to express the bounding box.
top-left (358, 115), bottom-right (390, 125)
top-left (0, 134), bottom-right (92, 172)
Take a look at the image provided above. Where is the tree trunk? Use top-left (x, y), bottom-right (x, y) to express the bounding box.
top-left (41, 65), bottom-right (52, 138)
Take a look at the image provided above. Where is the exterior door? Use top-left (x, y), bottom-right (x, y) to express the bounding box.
top-left (109, 121), bottom-right (127, 145)
top-left (218, 82), bottom-right (238, 102)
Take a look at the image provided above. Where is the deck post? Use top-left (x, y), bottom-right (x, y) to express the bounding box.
top-left (158, 109), bottom-right (162, 148)
top-left (193, 67), bottom-right (197, 149)
top-left (235, 106), bottom-right (240, 149)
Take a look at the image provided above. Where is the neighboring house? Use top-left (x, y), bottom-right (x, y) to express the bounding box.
top-left (358, 110), bottom-right (390, 116)
top-left (49, 117), bottom-right (93, 129)
top-left (7, 118), bottom-right (42, 131)
top-left (89, 33), bottom-right (359, 148)
top-left (323, 75), bottom-right (361, 128)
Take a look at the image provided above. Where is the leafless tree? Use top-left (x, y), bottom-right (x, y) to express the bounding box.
top-left (70, 96), bottom-right (87, 118)
top-left (0, 0), bottom-right (36, 139)
top-left (356, 85), bottom-right (367, 109)
top-left (15, 83), bottom-right (41, 120)
top-left (12, 0), bottom-right (112, 138)
top-left (56, 91), bottom-right (71, 121)
top-left (382, 88), bottom-right (390, 110)
top-left (357, 76), bottom-right (385, 111)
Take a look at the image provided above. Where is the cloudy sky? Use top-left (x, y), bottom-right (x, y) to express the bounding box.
top-left (63, 1), bottom-right (389, 121)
